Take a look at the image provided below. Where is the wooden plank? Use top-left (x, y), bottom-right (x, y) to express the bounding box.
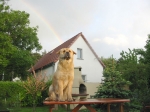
top-left (145, 106), bottom-right (150, 108)
top-left (44, 98), bottom-right (130, 105)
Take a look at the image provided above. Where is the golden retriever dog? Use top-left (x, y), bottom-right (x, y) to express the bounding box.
top-left (46, 48), bottom-right (76, 101)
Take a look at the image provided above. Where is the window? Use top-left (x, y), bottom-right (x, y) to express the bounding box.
top-left (82, 75), bottom-right (86, 82)
top-left (77, 48), bottom-right (82, 59)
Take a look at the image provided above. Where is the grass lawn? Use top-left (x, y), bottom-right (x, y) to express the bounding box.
top-left (7, 106), bottom-right (89, 112)
top-left (5, 106), bottom-right (49, 112)
top-left (16, 106), bottom-right (49, 112)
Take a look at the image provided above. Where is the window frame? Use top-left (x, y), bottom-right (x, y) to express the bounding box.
top-left (77, 48), bottom-right (83, 59)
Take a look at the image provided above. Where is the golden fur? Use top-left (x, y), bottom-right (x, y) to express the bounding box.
top-left (46, 48), bottom-right (76, 101)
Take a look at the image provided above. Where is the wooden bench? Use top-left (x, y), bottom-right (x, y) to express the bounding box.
top-left (43, 98), bottom-right (130, 112)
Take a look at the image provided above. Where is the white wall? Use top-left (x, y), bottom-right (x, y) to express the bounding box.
top-left (70, 36), bottom-right (103, 83)
top-left (85, 82), bottom-right (100, 98)
top-left (36, 65), bottom-right (55, 79)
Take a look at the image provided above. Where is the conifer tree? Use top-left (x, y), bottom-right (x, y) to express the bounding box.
top-left (95, 57), bottom-right (131, 98)
top-left (94, 57), bottom-right (131, 111)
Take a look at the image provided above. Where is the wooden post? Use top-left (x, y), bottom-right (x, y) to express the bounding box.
top-left (119, 103), bottom-right (124, 112)
top-left (49, 104), bottom-right (55, 112)
top-left (72, 104), bottom-right (83, 112)
top-left (107, 103), bottom-right (110, 112)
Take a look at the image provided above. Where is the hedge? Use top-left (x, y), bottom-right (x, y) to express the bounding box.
top-left (0, 81), bottom-right (50, 109)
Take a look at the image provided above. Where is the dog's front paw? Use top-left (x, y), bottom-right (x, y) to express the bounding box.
top-left (48, 92), bottom-right (57, 101)
top-left (45, 97), bottom-right (50, 101)
top-left (58, 98), bottom-right (65, 102)
top-left (67, 97), bottom-right (73, 102)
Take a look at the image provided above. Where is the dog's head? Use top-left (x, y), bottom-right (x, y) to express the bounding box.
top-left (56, 48), bottom-right (76, 61)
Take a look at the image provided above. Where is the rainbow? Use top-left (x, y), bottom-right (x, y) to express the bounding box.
top-left (21, 0), bottom-right (63, 44)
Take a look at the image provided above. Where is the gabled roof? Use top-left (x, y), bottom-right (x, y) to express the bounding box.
top-left (33, 32), bottom-right (105, 71)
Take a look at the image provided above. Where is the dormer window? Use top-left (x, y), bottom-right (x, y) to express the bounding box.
top-left (77, 48), bottom-right (83, 59)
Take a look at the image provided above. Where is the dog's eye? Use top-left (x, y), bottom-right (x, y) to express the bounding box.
top-left (63, 50), bottom-right (65, 52)
top-left (69, 50), bottom-right (71, 52)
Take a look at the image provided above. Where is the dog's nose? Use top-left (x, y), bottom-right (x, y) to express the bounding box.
top-left (66, 52), bottom-right (70, 56)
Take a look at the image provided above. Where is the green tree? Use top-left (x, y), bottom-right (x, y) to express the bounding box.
top-left (95, 57), bottom-right (131, 98)
top-left (138, 35), bottom-right (150, 64)
top-left (132, 35), bottom-right (150, 108)
top-left (0, 1), bottom-right (42, 80)
top-left (95, 57), bottom-right (131, 111)
top-left (32, 52), bottom-right (42, 64)
top-left (117, 49), bottom-right (149, 110)
top-left (100, 56), bottom-right (117, 68)
top-left (136, 35), bottom-right (150, 88)
top-left (0, 32), bottom-right (16, 69)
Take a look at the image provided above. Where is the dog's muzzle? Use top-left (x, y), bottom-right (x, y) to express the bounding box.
top-left (64, 52), bottom-right (70, 60)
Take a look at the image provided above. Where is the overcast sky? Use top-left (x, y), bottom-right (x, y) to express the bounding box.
top-left (8, 0), bottom-right (150, 59)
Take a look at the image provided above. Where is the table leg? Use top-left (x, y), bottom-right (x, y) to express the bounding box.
top-left (49, 104), bottom-right (55, 112)
top-left (120, 103), bottom-right (124, 112)
top-left (107, 103), bottom-right (110, 112)
top-left (71, 104), bottom-right (83, 112)
top-left (84, 104), bottom-right (96, 112)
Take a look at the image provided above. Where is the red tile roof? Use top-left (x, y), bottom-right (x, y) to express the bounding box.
top-left (33, 32), bottom-right (105, 71)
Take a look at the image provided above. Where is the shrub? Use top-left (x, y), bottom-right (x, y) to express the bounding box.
top-left (0, 77), bottom-right (52, 111)
top-left (20, 79), bottom-right (52, 107)
top-left (0, 81), bottom-right (23, 110)
top-left (22, 67), bottom-right (51, 112)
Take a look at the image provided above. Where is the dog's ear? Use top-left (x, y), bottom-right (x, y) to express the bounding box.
top-left (73, 51), bottom-right (76, 55)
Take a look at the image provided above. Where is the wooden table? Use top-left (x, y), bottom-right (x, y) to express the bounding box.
top-left (43, 98), bottom-right (130, 112)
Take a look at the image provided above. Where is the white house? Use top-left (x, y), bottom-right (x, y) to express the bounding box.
top-left (33, 32), bottom-right (105, 83)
